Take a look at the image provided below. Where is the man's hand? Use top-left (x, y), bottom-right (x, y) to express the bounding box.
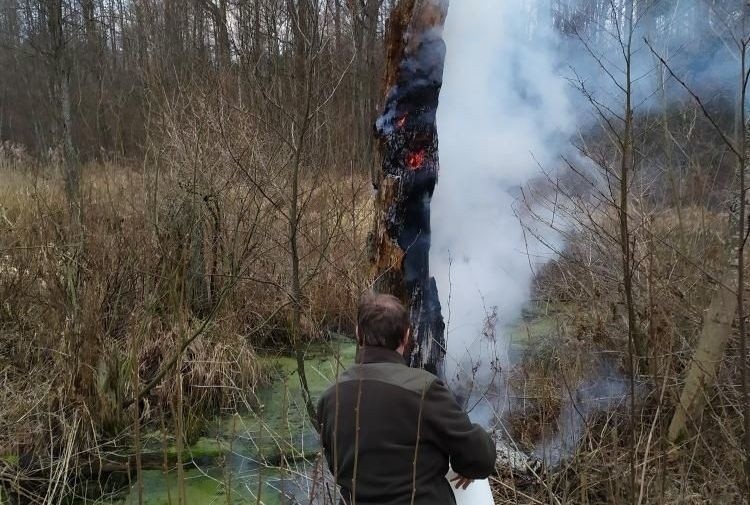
top-left (450, 474), bottom-right (474, 490)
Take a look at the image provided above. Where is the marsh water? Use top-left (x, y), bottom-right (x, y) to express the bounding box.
top-left (88, 307), bottom-right (571, 505)
top-left (98, 339), bottom-right (357, 505)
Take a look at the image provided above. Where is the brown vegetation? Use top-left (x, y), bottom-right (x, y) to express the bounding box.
top-left (2, 0), bottom-right (750, 503)
top-left (0, 152), bottom-right (370, 500)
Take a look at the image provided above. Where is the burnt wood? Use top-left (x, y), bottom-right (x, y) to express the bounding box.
top-left (370, 0), bottom-right (448, 377)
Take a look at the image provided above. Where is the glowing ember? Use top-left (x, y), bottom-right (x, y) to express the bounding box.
top-left (396, 114), bottom-right (408, 129)
top-left (405, 150), bottom-right (425, 170)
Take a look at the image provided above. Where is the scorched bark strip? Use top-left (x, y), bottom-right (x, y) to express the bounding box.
top-left (371, 0), bottom-right (448, 377)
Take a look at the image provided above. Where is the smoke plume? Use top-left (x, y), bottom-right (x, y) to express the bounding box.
top-left (431, 0), bottom-right (740, 455)
top-left (432, 0), bottom-right (571, 395)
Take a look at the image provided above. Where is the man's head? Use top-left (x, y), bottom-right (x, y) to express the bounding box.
top-left (356, 293), bottom-right (411, 352)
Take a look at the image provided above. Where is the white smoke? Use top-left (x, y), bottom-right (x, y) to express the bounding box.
top-left (533, 372), bottom-right (630, 466)
top-left (432, 0), bottom-right (739, 462)
top-left (432, 0), bottom-right (571, 397)
top-left (433, 0), bottom-right (740, 391)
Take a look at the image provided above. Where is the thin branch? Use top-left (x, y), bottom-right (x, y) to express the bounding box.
top-left (645, 38), bottom-right (742, 159)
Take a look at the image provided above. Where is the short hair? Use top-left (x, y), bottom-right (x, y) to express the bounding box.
top-left (357, 293), bottom-right (410, 350)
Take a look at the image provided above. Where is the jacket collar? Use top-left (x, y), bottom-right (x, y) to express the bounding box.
top-left (356, 345), bottom-right (408, 365)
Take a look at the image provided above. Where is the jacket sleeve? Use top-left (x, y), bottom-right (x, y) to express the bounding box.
top-left (424, 379), bottom-right (496, 479)
top-left (318, 391), bottom-right (341, 478)
top-left (316, 394), bottom-right (325, 434)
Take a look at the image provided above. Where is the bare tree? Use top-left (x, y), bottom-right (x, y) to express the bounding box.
top-left (646, 10), bottom-right (750, 470)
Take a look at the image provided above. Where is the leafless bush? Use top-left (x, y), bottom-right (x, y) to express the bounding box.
top-left (0, 86), bottom-right (372, 498)
top-left (495, 125), bottom-right (743, 502)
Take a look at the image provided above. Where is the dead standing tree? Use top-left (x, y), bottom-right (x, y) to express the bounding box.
top-left (370, 0), bottom-right (447, 375)
top-left (42, 0), bottom-right (93, 406)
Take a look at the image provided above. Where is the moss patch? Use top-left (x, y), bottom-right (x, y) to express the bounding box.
top-left (115, 467), bottom-right (293, 505)
top-left (0, 453), bottom-right (19, 466)
top-left (110, 338), bottom-right (356, 505)
top-left (226, 337), bottom-right (356, 463)
top-left (85, 338), bottom-right (356, 505)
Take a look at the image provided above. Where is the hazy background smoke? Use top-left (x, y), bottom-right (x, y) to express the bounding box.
top-left (432, 0), bottom-right (739, 431)
top-left (532, 368), bottom-right (630, 466)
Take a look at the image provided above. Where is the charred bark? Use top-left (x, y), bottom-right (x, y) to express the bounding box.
top-left (371, 0), bottom-right (448, 376)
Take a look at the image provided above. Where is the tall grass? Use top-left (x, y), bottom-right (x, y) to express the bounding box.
top-left (492, 203), bottom-right (744, 503)
top-left (0, 151), bottom-right (371, 502)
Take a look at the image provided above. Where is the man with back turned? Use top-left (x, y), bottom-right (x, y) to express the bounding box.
top-left (317, 293), bottom-right (496, 504)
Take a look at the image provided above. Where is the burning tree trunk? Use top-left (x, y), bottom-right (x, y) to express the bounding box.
top-left (370, 0), bottom-right (448, 376)
top-left (368, 1), bottom-right (546, 477)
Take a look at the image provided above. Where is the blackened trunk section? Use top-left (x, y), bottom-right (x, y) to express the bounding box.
top-left (371, 0), bottom-right (448, 377)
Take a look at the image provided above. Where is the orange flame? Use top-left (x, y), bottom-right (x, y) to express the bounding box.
top-left (405, 150), bottom-right (425, 170)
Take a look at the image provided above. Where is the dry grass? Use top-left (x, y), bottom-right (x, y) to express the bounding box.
top-left (491, 194), bottom-right (745, 503)
top-left (0, 149), bottom-right (371, 501)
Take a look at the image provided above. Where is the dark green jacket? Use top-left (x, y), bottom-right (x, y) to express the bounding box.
top-left (317, 346), bottom-right (496, 505)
